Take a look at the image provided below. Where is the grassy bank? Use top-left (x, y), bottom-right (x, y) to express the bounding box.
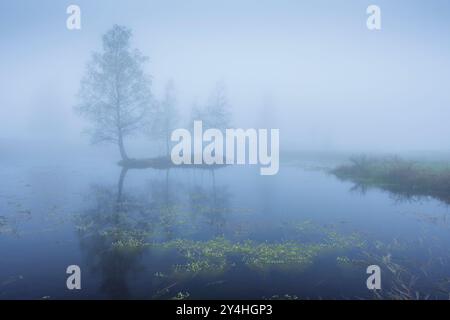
top-left (331, 156), bottom-right (450, 204)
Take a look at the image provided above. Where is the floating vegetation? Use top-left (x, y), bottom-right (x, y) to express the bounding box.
top-left (336, 256), bottom-right (352, 266)
top-left (74, 219), bottom-right (94, 232)
top-left (154, 230), bottom-right (364, 275)
top-left (171, 291), bottom-right (190, 300)
top-left (88, 227), bottom-right (150, 253)
top-left (173, 259), bottom-right (227, 275)
top-left (111, 237), bottom-right (146, 252)
top-left (342, 258), bottom-right (371, 269)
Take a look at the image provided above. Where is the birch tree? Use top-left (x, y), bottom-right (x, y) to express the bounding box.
top-left (75, 25), bottom-right (153, 160)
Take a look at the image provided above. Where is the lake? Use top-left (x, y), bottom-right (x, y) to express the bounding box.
top-left (1, 157), bottom-right (450, 299)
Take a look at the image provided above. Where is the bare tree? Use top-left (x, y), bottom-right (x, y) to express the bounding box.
top-left (75, 25), bottom-right (153, 161)
top-left (191, 81), bottom-right (232, 132)
top-left (204, 81), bottom-right (232, 131)
top-left (151, 79), bottom-right (179, 156)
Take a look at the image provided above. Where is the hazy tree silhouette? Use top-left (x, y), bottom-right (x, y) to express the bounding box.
top-left (191, 80), bottom-right (232, 131)
top-left (75, 25), bottom-right (153, 161)
top-left (151, 79), bottom-right (179, 156)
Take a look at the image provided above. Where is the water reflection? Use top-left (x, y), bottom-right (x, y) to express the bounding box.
top-left (75, 165), bottom-right (232, 298)
top-left (76, 168), bottom-right (151, 299)
top-left (188, 170), bottom-right (231, 236)
top-left (67, 164), bottom-right (450, 299)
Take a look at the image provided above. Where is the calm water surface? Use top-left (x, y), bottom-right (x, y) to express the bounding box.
top-left (1, 158), bottom-right (450, 299)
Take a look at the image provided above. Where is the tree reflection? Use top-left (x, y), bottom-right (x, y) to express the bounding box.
top-left (188, 170), bottom-right (231, 236)
top-left (75, 165), bottom-right (230, 298)
top-left (76, 168), bottom-right (151, 299)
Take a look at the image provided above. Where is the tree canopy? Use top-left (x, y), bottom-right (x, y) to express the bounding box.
top-left (75, 25), bottom-right (153, 160)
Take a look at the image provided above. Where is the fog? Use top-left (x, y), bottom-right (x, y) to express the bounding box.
top-left (1, 0), bottom-right (450, 161)
top-left (3, 1), bottom-right (450, 301)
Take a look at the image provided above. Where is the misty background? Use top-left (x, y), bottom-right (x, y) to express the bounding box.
top-left (1, 0), bottom-right (450, 163)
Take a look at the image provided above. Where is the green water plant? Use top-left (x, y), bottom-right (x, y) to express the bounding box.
top-left (154, 230), bottom-right (363, 276)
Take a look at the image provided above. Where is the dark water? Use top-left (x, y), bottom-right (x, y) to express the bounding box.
top-left (1, 158), bottom-right (450, 300)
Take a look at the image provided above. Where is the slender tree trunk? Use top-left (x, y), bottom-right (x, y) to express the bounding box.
top-left (118, 133), bottom-right (129, 161)
top-left (114, 70), bottom-right (128, 161)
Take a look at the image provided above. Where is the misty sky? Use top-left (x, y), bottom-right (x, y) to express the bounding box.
top-left (1, 0), bottom-right (450, 153)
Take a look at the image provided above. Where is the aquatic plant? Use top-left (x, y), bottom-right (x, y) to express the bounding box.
top-left (336, 256), bottom-right (352, 266)
top-left (343, 235), bottom-right (450, 300)
top-left (171, 291), bottom-right (190, 300)
top-left (111, 237), bottom-right (146, 252)
top-left (154, 230), bottom-right (363, 276)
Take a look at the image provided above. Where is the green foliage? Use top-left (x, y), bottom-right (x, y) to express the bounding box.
top-left (155, 230), bottom-right (363, 275)
top-left (111, 237), bottom-right (146, 252)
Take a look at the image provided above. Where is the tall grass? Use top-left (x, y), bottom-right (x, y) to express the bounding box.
top-left (332, 156), bottom-right (450, 204)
